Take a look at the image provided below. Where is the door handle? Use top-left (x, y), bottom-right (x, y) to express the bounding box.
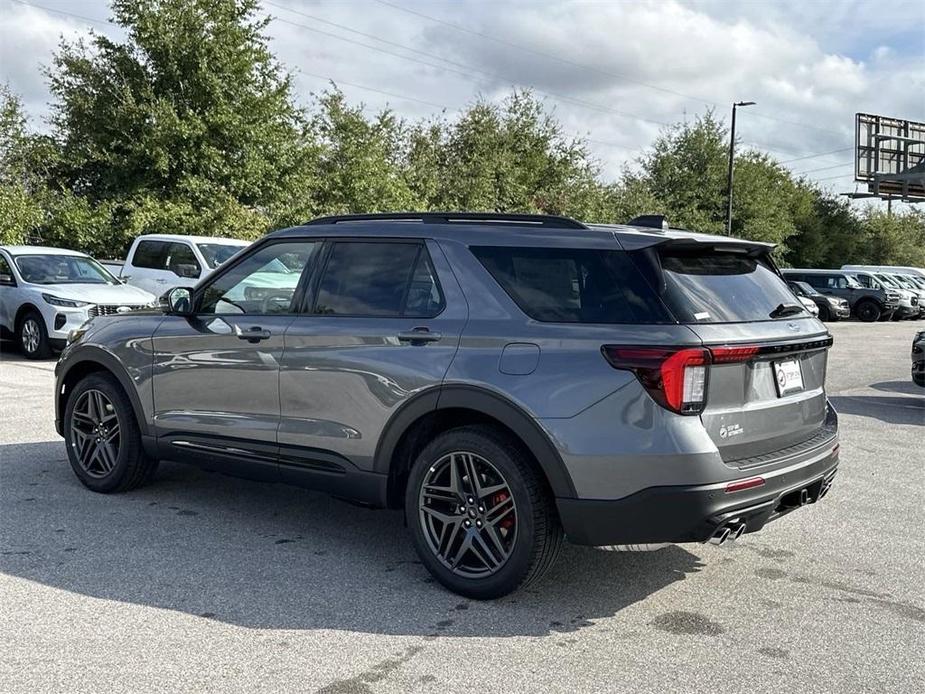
top-left (397, 328), bottom-right (442, 345)
top-left (235, 325), bottom-right (272, 343)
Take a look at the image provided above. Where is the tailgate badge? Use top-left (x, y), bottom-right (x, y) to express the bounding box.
top-left (719, 423), bottom-right (744, 439)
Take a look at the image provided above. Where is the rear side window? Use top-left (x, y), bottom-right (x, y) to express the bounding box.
top-left (132, 241), bottom-right (169, 269)
top-left (313, 242), bottom-right (444, 317)
top-left (659, 251), bottom-right (807, 323)
top-left (471, 246), bottom-right (671, 323)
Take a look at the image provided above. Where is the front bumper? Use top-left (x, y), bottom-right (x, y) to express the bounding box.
top-left (557, 440), bottom-right (839, 546)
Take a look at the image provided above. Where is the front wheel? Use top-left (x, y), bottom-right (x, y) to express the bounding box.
top-left (18, 311), bottom-right (52, 359)
top-left (64, 373), bottom-right (158, 493)
top-left (855, 301), bottom-right (881, 323)
top-left (405, 425), bottom-right (563, 599)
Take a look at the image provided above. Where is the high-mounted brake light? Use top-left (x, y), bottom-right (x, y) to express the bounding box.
top-left (601, 346), bottom-right (709, 415)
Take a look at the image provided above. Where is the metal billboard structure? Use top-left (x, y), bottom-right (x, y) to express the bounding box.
top-left (844, 113), bottom-right (925, 204)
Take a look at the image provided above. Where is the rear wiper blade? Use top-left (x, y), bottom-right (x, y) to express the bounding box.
top-left (769, 303), bottom-right (805, 318)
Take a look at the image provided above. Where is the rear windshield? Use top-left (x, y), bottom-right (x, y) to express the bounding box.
top-left (659, 250), bottom-right (807, 323)
top-left (472, 246), bottom-right (672, 323)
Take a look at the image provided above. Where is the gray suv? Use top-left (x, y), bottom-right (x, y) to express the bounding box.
top-left (781, 269), bottom-right (900, 322)
top-left (55, 213), bottom-right (840, 598)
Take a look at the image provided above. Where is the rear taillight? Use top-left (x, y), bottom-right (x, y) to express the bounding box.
top-left (602, 344), bottom-right (761, 415)
top-left (601, 346), bottom-right (709, 415)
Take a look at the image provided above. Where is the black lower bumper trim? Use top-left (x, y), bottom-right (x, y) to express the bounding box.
top-left (557, 452), bottom-right (838, 546)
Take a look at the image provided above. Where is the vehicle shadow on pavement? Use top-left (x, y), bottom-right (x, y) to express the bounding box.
top-left (829, 394), bottom-right (924, 426)
top-left (0, 441), bottom-right (704, 637)
top-left (868, 379), bottom-right (924, 396)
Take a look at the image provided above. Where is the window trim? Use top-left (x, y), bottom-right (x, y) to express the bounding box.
top-left (303, 238), bottom-right (446, 319)
top-left (191, 239), bottom-right (322, 317)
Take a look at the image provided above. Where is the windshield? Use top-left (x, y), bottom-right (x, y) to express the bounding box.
top-left (658, 250), bottom-right (807, 323)
top-left (197, 243), bottom-right (247, 269)
top-left (792, 281), bottom-right (820, 297)
top-left (891, 275), bottom-right (917, 290)
top-left (875, 274), bottom-right (901, 289)
top-left (906, 275), bottom-right (925, 289)
top-left (15, 254), bottom-right (117, 285)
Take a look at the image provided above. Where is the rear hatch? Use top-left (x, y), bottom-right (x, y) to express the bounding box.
top-left (632, 239), bottom-right (833, 466)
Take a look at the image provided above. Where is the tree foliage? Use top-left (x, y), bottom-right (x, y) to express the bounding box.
top-left (2, 0), bottom-right (922, 266)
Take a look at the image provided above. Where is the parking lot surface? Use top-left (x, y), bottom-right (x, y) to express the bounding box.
top-left (1, 321), bottom-right (923, 693)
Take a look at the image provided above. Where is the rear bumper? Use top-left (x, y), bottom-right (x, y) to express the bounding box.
top-left (557, 442), bottom-right (839, 546)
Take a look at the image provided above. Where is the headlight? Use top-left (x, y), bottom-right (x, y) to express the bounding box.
top-left (42, 293), bottom-right (90, 308)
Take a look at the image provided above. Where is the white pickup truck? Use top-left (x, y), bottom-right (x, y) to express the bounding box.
top-left (117, 234), bottom-right (250, 295)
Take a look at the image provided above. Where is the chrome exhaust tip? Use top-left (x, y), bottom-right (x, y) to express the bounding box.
top-left (730, 522), bottom-right (747, 541)
top-left (708, 526), bottom-right (731, 545)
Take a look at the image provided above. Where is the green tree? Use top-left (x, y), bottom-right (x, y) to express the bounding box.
top-left (45, 0), bottom-right (316, 253)
top-left (0, 86), bottom-right (44, 245)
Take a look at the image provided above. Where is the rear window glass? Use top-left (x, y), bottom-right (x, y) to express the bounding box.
top-left (471, 246), bottom-right (671, 323)
top-left (660, 251), bottom-right (807, 323)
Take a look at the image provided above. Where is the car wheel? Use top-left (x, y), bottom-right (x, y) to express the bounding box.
top-left (18, 311), bottom-right (52, 359)
top-left (64, 372), bottom-right (158, 493)
top-left (405, 425), bottom-right (563, 599)
top-left (855, 300), bottom-right (881, 322)
top-left (818, 305), bottom-right (831, 322)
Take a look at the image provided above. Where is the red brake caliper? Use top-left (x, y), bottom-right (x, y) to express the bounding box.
top-left (490, 491), bottom-right (514, 531)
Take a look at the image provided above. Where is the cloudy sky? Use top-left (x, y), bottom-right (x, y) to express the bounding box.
top-left (1, 0), bottom-right (923, 200)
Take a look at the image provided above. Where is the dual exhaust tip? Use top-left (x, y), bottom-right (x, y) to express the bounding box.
top-left (708, 520), bottom-right (747, 545)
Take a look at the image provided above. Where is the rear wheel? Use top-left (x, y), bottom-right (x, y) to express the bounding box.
top-left (405, 425), bottom-right (563, 599)
top-left (818, 304), bottom-right (831, 322)
top-left (18, 311), bottom-right (52, 359)
top-left (64, 373), bottom-right (158, 493)
top-left (855, 300), bottom-right (881, 322)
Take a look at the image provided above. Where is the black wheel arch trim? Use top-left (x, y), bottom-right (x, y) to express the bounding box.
top-left (374, 384), bottom-right (577, 498)
top-left (56, 346), bottom-right (151, 439)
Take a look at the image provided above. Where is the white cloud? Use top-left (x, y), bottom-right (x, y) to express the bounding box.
top-left (1, 0), bottom-right (922, 198)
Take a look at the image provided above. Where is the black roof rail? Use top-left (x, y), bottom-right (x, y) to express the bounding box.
top-left (303, 212), bottom-right (589, 230)
top-left (627, 214), bottom-right (669, 230)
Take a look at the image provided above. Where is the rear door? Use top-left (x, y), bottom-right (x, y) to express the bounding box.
top-left (653, 246), bottom-right (831, 464)
top-left (278, 238), bottom-right (466, 491)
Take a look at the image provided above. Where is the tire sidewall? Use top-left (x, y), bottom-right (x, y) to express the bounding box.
top-left (405, 429), bottom-right (539, 599)
top-left (63, 374), bottom-right (140, 493)
top-left (856, 301), bottom-right (879, 322)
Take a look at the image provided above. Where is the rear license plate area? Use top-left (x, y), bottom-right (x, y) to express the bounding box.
top-left (773, 359), bottom-right (804, 396)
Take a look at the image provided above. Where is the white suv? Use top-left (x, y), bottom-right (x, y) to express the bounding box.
top-left (119, 234), bottom-right (249, 296)
top-left (0, 246), bottom-right (157, 359)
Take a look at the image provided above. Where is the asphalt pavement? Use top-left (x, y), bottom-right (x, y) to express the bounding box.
top-left (1, 321), bottom-right (923, 693)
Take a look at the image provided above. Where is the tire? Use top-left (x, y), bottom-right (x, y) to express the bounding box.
top-left (405, 425), bottom-right (563, 599)
top-left (855, 300), bottom-right (881, 323)
top-left (63, 372), bottom-right (158, 493)
top-left (18, 310), bottom-right (52, 359)
top-left (818, 305), bottom-right (831, 322)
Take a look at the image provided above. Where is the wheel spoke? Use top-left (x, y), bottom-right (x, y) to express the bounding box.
top-left (97, 442), bottom-right (117, 472)
top-left (70, 389), bottom-right (121, 478)
top-left (418, 450), bottom-right (518, 577)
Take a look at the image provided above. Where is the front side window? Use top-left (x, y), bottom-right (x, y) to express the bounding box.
top-left (15, 255), bottom-right (117, 285)
top-left (0, 255), bottom-right (14, 284)
top-left (198, 242), bottom-right (320, 315)
top-left (165, 243), bottom-right (201, 278)
top-left (472, 246), bottom-right (671, 323)
top-left (313, 242), bottom-right (443, 317)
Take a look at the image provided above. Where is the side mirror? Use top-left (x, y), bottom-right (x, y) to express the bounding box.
top-left (161, 287), bottom-right (193, 315)
top-left (172, 263), bottom-right (200, 279)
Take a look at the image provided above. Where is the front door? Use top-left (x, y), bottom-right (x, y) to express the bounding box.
top-left (152, 240), bottom-right (322, 479)
top-left (278, 239), bottom-right (467, 492)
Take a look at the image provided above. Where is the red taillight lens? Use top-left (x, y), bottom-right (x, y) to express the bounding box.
top-left (725, 477), bottom-right (765, 493)
top-left (602, 346), bottom-right (709, 415)
top-left (710, 345), bottom-right (760, 363)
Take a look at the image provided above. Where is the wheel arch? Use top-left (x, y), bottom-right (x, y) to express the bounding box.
top-left (14, 302), bottom-right (44, 329)
top-left (375, 385), bottom-right (577, 508)
top-left (57, 348), bottom-right (151, 439)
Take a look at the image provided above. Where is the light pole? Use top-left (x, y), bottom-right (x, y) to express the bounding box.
top-left (726, 100), bottom-right (755, 235)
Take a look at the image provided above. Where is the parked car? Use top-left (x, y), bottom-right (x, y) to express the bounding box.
top-left (842, 264), bottom-right (925, 281)
top-left (788, 281), bottom-right (849, 321)
top-left (781, 269), bottom-right (899, 322)
top-left (913, 330), bottom-right (924, 387)
top-left (119, 234), bottom-right (249, 296)
top-left (55, 213), bottom-right (839, 598)
top-left (886, 274), bottom-right (925, 318)
top-left (847, 271), bottom-right (919, 320)
top-left (0, 246), bottom-right (157, 359)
